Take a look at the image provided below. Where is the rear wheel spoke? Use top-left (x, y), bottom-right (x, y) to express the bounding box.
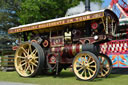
top-left (26, 64), bottom-right (30, 72)
top-left (31, 49), bottom-right (37, 56)
top-left (35, 60), bottom-right (38, 63)
top-left (20, 60), bottom-right (26, 63)
top-left (30, 62), bottom-right (38, 67)
top-left (29, 44), bottom-right (32, 53)
top-left (21, 62), bottom-right (27, 67)
top-left (17, 56), bottom-right (26, 59)
top-left (21, 47), bottom-right (28, 55)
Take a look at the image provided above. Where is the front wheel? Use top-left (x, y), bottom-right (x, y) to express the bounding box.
top-left (72, 51), bottom-right (100, 81)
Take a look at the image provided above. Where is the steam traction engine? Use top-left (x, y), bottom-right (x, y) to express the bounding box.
top-left (8, 9), bottom-right (118, 80)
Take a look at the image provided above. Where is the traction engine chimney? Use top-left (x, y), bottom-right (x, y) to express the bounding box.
top-left (85, 0), bottom-right (91, 11)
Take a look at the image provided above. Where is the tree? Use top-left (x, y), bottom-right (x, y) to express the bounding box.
top-left (0, 0), bottom-right (20, 48)
top-left (17, 0), bottom-right (103, 24)
top-left (0, 0), bottom-right (20, 31)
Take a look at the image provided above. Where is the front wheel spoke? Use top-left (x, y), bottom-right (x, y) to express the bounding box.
top-left (76, 64), bottom-right (82, 68)
top-left (80, 57), bottom-right (85, 62)
top-left (84, 55), bottom-right (87, 62)
top-left (87, 57), bottom-right (91, 62)
top-left (88, 60), bottom-right (95, 64)
top-left (78, 67), bottom-right (84, 72)
top-left (88, 69), bottom-right (92, 76)
top-left (77, 60), bottom-right (83, 65)
top-left (84, 70), bottom-right (87, 78)
top-left (81, 69), bottom-right (85, 75)
top-left (88, 68), bottom-right (94, 73)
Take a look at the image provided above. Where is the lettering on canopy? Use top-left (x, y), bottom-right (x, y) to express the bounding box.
top-left (8, 12), bottom-right (104, 34)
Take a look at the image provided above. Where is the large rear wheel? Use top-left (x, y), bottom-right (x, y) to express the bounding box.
top-left (72, 51), bottom-right (100, 81)
top-left (15, 42), bottom-right (45, 77)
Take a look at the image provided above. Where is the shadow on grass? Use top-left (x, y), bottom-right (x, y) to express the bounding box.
top-left (58, 71), bottom-right (75, 78)
top-left (28, 68), bottom-right (128, 82)
top-left (36, 71), bottom-right (75, 78)
top-left (36, 71), bottom-right (105, 82)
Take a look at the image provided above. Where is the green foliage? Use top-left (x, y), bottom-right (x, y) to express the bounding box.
top-left (18, 0), bottom-right (103, 24)
top-left (0, 0), bottom-right (20, 31)
top-left (0, 0), bottom-right (104, 29)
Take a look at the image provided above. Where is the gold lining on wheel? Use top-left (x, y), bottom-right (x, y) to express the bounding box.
top-left (73, 53), bottom-right (97, 80)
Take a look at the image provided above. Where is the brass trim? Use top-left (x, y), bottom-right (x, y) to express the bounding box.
top-left (8, 12), bottom-right (104, 34)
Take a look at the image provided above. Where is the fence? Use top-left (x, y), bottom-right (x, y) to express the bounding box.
top-left (0, 49), bottom-right (15, 71)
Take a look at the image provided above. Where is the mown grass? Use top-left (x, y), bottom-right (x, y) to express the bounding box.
top-left (0, 69), bottom-right (128, 85)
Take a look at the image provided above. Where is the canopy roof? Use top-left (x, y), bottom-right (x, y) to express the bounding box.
top-left (8, 9), bottom-right (118, 34)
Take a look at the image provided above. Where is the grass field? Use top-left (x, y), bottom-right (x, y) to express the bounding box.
top-left (0, 69), bottom-right (128, 85)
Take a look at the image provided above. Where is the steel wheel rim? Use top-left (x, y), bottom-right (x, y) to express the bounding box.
top-left (15, 43), bottom-right (39, 77)
top-left (98, 55), bottom-right (110, 77)
top-left (73, 53), bottom-right (97, 80)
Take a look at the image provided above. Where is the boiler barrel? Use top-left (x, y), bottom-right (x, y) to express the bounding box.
top-left (51, 43), bottom-right (100, 56)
